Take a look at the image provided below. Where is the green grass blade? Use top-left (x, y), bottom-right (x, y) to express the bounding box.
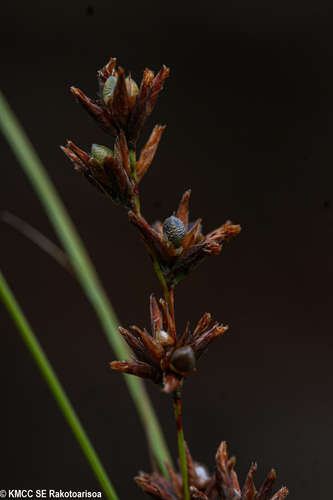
top-left (0, 269), bottom-right (119, 500)
top-left (0, 89), bottom-right (172, 475)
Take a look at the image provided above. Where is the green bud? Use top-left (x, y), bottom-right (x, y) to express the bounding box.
top-left (102, 75), bottom-right (139, 101)
top-left (102, 75), bottom-right (118, 100)
top-left (91, 144), bottom-right (113, 165)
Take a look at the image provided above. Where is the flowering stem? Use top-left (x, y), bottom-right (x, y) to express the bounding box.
top-left (167, 286), bottom-right (175, 323)
top-left (172, 388), bottom-right (190, 500)
top-left (144, 243), bottom-right (175, 320)
top-left (129, 148), bottom-right (140, 215)
top-left (128, 146), bottom-right (175, 318)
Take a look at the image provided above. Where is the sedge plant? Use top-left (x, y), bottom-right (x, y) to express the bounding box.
top-left (0, 56), bottom-right (289, 499)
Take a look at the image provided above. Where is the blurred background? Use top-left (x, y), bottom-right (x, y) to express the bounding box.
top-left (1, 1), bottom-right (333, 498)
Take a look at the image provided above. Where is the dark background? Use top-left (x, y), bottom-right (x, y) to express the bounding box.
top-left (1, 1), bottom-right (333, 498)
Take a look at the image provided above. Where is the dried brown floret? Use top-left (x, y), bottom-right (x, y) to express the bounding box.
top-left (70, 57), bottom-right (169, 147)
top-left (135, 442), bottom-right (288, 500)
top-left (110, 295), bottom-right (227, 393)
top-left (129, 190), bottom-right (240, 285)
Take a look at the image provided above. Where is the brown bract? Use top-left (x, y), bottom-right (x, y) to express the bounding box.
top-left (129, 190), bottom-right (241, 285)
top-left (135, 441), bottom-right (289, 500)
top-left (71, 57), bottom-right (169, 147)
top-left (110, 295), bottom-right (228, 394)
top-left (61, 125), bottom-right (165, 209)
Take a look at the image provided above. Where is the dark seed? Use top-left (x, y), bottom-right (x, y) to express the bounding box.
top-left (170, 346), bottom-right (196, 373)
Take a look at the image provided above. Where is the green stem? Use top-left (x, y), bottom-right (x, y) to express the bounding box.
top-left (173, 271), bottom-right (188, 284)
top-left (128, 148), bottom-right (175, 319)
top-left (144, 241), bottom-right (175, 320)
top-left (129, 148), bottom-right (140, 215)
top-left (0, 89), bottom-right (172, 477)
top-left (172, 388), bottom-right (189, 500)
top-left (0, 270), bottom-right (119, 500)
